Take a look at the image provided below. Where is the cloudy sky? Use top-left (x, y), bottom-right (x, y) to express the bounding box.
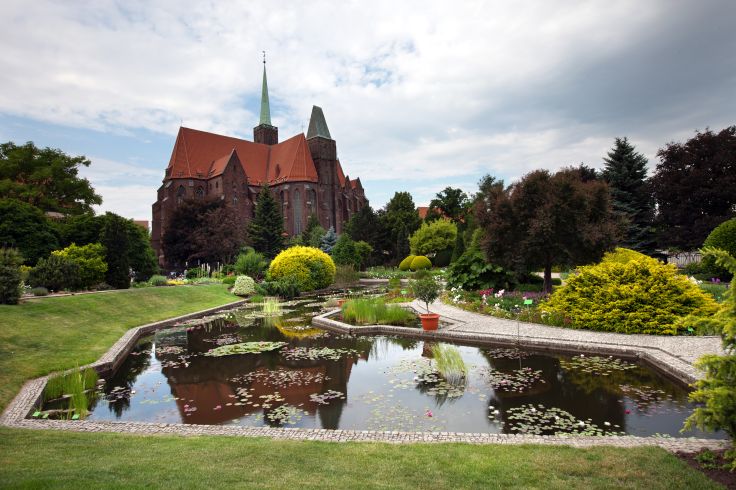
top-left (1, 0), bottom-right (734, 220)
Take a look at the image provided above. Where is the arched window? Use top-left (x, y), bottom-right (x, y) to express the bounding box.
top-left (177, 185), bottom-right (185, 204)
top-left (293, 189), bottom-right (303, 234)
top-left (195, 187), bottom-right (204, 199)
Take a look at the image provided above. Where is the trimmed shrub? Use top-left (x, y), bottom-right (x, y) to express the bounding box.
top-left (331, 234), bottom-right (373, 271)
top-left (52, 243), bottom-right (107, 290)
top-left (268, 246), bottom-right (335, 292)
top-left (412, 276), bottom-right (441, 313)
top-left (28, 255), bottom-right (81, 292)
top-left (0, 248), bottom-right (23, 304)
top-left (232, 275), bottom-right (256, 296)
top-left (542, 250), bottom-right (719, 335)
top-left (148, 275), bottom-right (168, 287)
top-left (398, 255), bottom-right (415, 271)
top-left (409, 219), bottom-right (457, 258)
top-left (409, 255), bottom-right (432, 271)
top-left (31, 286), bottom-right (49, 296)
top-left (234, 250), bottom-right (268, 280)
top-left (702, 218), bottom-right (736, 280)
top-left (602, 247), bottom-right (652, 265)
top-left (446, 248), bottom-right (515, 291)
top-left (255, 278), bottom-right (300, 299)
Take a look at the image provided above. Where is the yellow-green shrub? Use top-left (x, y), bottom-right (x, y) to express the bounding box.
top-left (268, 246), bottom-right (336, 292)
top-left (399, 255), bottom-right (415, 271)
top-left (410, 255), bottom-right (432, 271)
top-left (542, 250), bottom-right (719, 335)
top-left (601, 247), bottom-right (653, 265)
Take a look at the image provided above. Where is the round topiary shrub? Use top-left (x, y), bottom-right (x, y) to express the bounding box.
top-left (268, 246), bottom-right (336, 292)
top-left (148, 275), bottom-right (168, 287)
top-left (409, 255), bottom-right (432, 271)
top-left (399, 255), bottom-right (415, 271)
top-left (542, 249), bottom-right (719, 335)
top-left (702, 218), bottom-right (736, 280)
top-left (232, 275), bottom-right (256, 296)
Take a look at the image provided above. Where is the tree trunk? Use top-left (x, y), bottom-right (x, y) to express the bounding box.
top-left (543, 262), bottom-right (553, 295)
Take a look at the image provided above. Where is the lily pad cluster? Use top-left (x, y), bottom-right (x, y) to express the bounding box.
top-left (204, 341), bottom-right (287, 357)
top-left (229, 369), bottom-right (329, 388)
top-left (309, 390), bottom-right (345, 405)
top-left (265, 404), bottom-right (307, 425)
top-left (506, 404), bottom-right (623, 436)
top-left (484, 347), bottom-right (531, 360)
top-left (155, 345), bottom-right (186, 355)
top-left (559, 355), bottom-right (638, 376)
top-left (479, 367), bottom-right (545, 392)
top-left (280, 346), bottom-right (361, 361)
top-left (619, 384), bottom-right (683, 413)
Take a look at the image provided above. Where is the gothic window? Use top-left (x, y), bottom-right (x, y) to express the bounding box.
top-left (195, 187), bottom-right (204, 199)
top-left (293, 189), bottom-right (302, 234)
top-left (177, 185), bottom-right (185, 204)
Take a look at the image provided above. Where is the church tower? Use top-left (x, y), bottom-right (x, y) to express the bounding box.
top-left (253, 56), bottom-right (278, 145)
top-left (307, 105), bottom-right (338, 228)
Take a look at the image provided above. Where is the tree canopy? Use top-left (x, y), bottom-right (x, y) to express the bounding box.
top-left (0, 198), bottom-right (59, 265)
top-left (651, 126), bottom-right (736, 250)
top-left (247, 186), bottom-right (284, 258)
top-left (381, 191), bottom-right (421, 262)
top-left (426, 187), bottom-right (469, 223)
top-left (476, 167), bottom-right (619, 293)
top-left (0, 141), bottom-right (101, 215)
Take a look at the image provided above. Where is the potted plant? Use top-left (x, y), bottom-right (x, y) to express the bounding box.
top-left (412, 276), bottom-right (441, 330)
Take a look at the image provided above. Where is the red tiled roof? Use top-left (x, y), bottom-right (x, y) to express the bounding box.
top-left (166, 127), bottom-right (318, 185)
top-left (418, 206), bottom-right (429, 219)
top-left (133, 220), bottom-right (150, 230)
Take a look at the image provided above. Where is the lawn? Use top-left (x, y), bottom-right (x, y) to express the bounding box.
top-left (0, 282), bottom-right (719, 488)
top-left (0, 284), bottom-right (238, 411)
top-left (0, 428), bottom-right (719, 489)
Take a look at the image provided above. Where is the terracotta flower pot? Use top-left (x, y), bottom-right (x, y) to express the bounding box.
top-left (337, 299), bottom-right (346, 307)
top-left (420, 313), bottom-right (440, 331)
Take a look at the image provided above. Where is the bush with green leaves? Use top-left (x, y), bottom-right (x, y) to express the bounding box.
top-left (412, 275), bottom-right (441, 313)
top-left (148, 275), bottom-right (168, 287)
top-left (331, 234), bottom-right (373, 271)
top-left (51, 243), bottom-right (107, 290)
top-left (446, 248), bottom-right (515, 291)
top-left (30, 286), bottom-right (49, 296)
top-left (232, 275), bottom-right (256, 296)
top-left (409, 255), bottom-right (432, 271)
top-left (398, 255), bottom-right (415, 271)
top-left (542, 248), bottom-right (719, 335)
top-left (701, 218), bottom-right (736, 280)
top-left (409, 219), bottom-right (457, 260)
top-left (255, 278), bottom-right (300, 299)
top-left (28, 254), bottom-right (81, 292)
top-left (222, 275), bottom-right (237, 286)
top-left (234, 249), bottom-right (268, 280)
top-left (683, 247), bottom-right (736, 470)
top-left (269, 246), bottom-right (336, 292)
top-left (0, 248), bottom-right (23, 304)
top-left (334, 264), bottom-right (360, 286)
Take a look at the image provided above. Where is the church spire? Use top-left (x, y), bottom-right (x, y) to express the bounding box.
top-left (259, 52), bottom-right (272, 126)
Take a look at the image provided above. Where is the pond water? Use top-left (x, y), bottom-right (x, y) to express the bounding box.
top-left (80, 293), bottom-right (723, 438)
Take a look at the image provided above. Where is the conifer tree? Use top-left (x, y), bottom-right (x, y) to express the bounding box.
top-left (602, 137), bottom-right (656, 254)
top-left (248, 186), bottom-right (284, 258)
top-left (301, 213), bottom-right (321, 243)
top-left (320, 226), bottom-right (337, 253)
top-left (101, 212), bottom-right (130, 289)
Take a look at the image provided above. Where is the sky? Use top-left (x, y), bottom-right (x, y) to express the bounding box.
top-left (1, 0), bottom-right (734, 220)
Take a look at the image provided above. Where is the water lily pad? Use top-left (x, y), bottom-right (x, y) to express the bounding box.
top-left (204, 341), bottom-right (287, 357)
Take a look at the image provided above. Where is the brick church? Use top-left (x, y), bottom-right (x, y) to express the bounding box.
top-left (151, 62), bottom-right (369, 267)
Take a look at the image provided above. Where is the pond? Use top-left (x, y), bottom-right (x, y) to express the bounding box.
top-left (69, 293), bottom-right (723, 438)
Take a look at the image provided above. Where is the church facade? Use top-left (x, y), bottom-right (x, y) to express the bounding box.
top-left (151, 63), bottom-right (368, 267)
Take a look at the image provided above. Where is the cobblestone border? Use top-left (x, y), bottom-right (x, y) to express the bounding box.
top-left (1, 297), bottom-right (731, 454)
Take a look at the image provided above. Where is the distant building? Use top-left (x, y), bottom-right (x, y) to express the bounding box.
top-left (133, 220), bottom-right (149, 232)
top-left (151, 61), bottom-right (368, 267)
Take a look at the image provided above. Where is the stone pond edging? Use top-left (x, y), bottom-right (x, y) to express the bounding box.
top-left (1, 296), bottom-right (731, 454)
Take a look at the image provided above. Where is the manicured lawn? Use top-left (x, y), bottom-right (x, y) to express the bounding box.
top-left (0, 428), bottom-right (719, 489)
top-left (0, 284), bottom-right (238, 411)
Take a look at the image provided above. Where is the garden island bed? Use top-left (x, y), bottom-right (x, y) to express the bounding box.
top-left (0, 292), bottom-right (729, 454)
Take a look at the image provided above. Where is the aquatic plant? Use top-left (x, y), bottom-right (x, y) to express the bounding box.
top-left (261, 296), bottom-right (282, 316)
top-left (42, 367), bottom-right (99, 420)
top-left (204, 341), bottom-right (287, 357)
top-left (559, 355), bottom-right (638, 376)
top-left (430, 344), bottom-right (467, 386)
top-left (341, 298), bottom-right (415, 326)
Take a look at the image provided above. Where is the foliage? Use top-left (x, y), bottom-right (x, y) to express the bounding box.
top-left (602, 137), bottom-right (656, 254)
top-left (255, 278), bottom-right (300, 299)
top-left (247, 185), bottom-right (284, 259)
top-left (126, 222), bottom-right (158, 282)
top-left (222, 275), bottom-right (237, 286)
top-left (0, 198), bottom-right (59, 265)
top-left (148, 275), bottom-right (168, 287)
top-left (331, 234), bottom-right (373, 270)
top-left (43, 367), bottom-right (98, 420)
top-left (51, 243), bottom-right (107, 290)
top-left (232, 275), bottom-right (256, 296)
top-left (301, 214), bottom-right (322, 244)
top-left (426, 187), bottom-right (469, 224)
top-left (542, 250), bottom-right (719, 335)
top-left (306, 225), bottom-right (326, 248)
top-left (684, 247), bottom-right (736, 470)
top-left (269, 246), bottom-right (335, 291)
top-left (446, 247), bottom-right (515, 291)
top-left (699, 283), bottom-right (728, 303)
top-left (410, 255), bottom-right (432, 271)
top-left (431, 344), bottom-right (467, 385)
top-left (0, 141), bottom-right (101, 215)
top-left (30, 287), bottom-right (49, 296)
top-left (320, 226), bottom-right (337, 253)
top-left (701, 218), bottom-right (736, 280)
top-left (204, 341), bottom-right (287, 357)
top-left (344, 205), bottom-right (389, 266)
top-left (101, 212), bottom-right (130, 289)
top-left (409, 219), bottom-right (457, 260)
top-left (334, 265), bottom-right (360, 286)
top-left (476, 168), bottom-right (619, 293)
top-left (398, 255), bottom-right (415, 271)
top-left (381, 192), bottom-right (422, 262)
top-left (341, 298), bottom-right (415, 326)
top-left (412, 276), bottom-right (441, 313)
top-left (28, 254), bottom-right (81, 292)
top-left (601, 247), bottom-right (650, 264)
top-left (651, 126), bottom-right (736, 250)
top-left (233, 249), bottom-right (268, 280)
top-left (0, 248), bottom-right (23, 304)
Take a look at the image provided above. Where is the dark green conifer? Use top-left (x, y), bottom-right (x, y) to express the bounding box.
top-left (101, 212), bottom-right (130, 289)
top-left (248, 186), bottom-right (284, 258)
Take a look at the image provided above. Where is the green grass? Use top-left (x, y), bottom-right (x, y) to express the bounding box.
top-left (0, 284), bottom-right (238, 411)
top-left (0, 428), bottom-right (718, 489)
top-left (341, 297), bottom-right (415, 326)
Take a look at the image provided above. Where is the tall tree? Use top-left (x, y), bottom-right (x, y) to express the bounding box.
top-left (0, 198), bottom-right (59, 265)
top-left (602, 137), bottom-right (656, 254)
top-left (381, 191), bottom-right (422, 261)
top-left (426, 187), bottom-right (469, 223)
top-left (476, 167), bottom-right (619, 293)
top-left (247, 185), bottom-right (284, 258)
top-left (344, 205), bottom-right (390, 265)
top-left (651, 126), bottom-right (736, 250)
top-left (0, 141), bottom-right (101, 215)
top-left (101, 212), bottom-right (130, 289)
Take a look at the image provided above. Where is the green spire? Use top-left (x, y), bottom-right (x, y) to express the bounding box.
top-left (306, 105), bottom-right (332, 139)
top-left (259, 61), bottom-right (272, 126)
